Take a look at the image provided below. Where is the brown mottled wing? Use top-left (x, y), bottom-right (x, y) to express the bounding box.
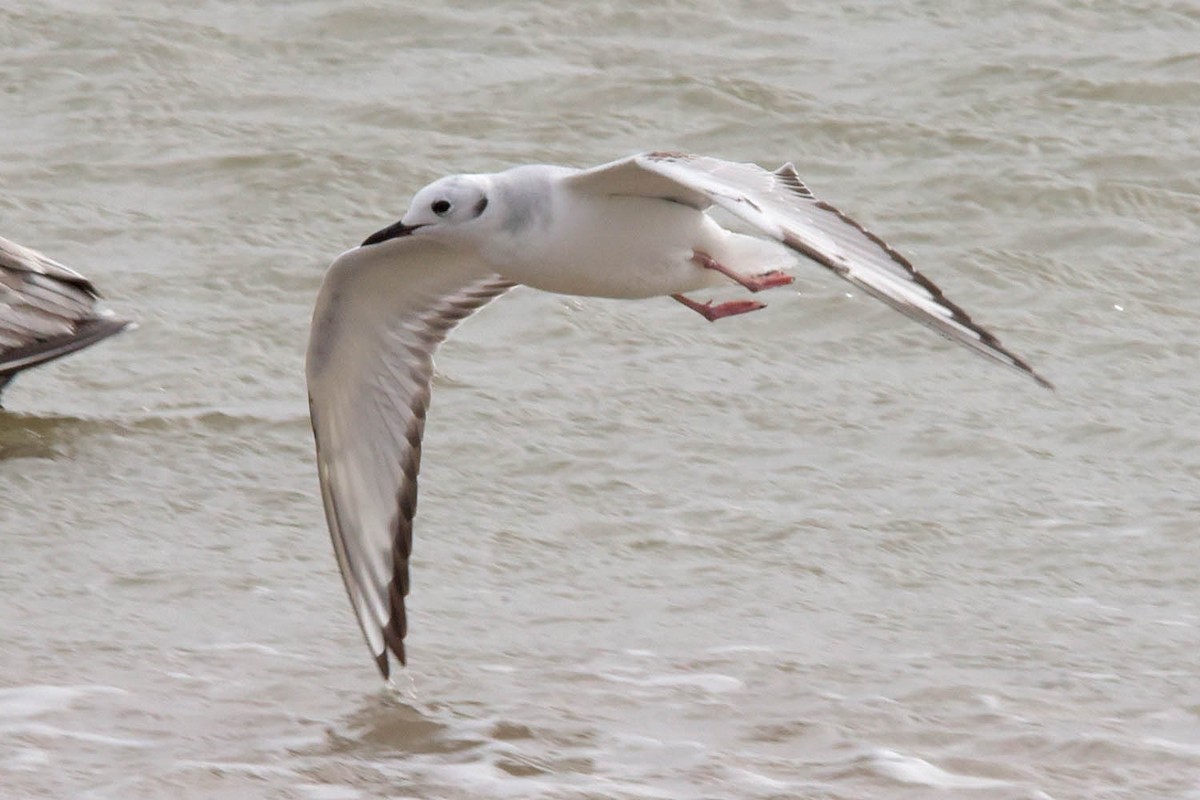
top-left (0, 235), bottom-right (132, 395)
top-left (568, 153), bottom-right (1050, 388)
top-left (305, 238), bottom-right (515, 678)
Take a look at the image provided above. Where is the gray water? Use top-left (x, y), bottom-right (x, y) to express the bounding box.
top-left (2, 1), bottom-right (1198, 798)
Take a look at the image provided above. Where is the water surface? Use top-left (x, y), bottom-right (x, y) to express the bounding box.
top-left (1, 2), bottom-right (1198, 797)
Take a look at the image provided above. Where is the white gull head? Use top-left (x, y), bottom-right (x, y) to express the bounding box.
top-left (361, 174), bottom-right (495, 248)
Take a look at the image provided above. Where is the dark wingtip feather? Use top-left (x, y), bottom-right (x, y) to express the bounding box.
top-left (1031, 370), bottom-right (1055, 391)
top-left (773, 163), bottom-right (815, 199)
top-left (0, 314), bottom-right (134, 384)
top-left (374, 649), bottom-right (391, 680)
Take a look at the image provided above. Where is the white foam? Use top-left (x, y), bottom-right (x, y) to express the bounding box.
top-left (1140, 736), bottom-right (1200, 757)
top-left (643, 673), bottom-right (744, 693)
top-left (295, 785), bottom-right (363, 800)
top-left (598, 670), bottom-right (744, 693)
top-left (199, 641), bottom-right (286, 656)
top-left (0, 685), bottom-right (125, 720)
top-left (705, 644), bottom-right (776, 655)
top-left (0, 722), bottom-right (152, 748)
top-left (724, 765), bottom-right (794, 790)
top-left (869, 748), bottom-right (1012, 789)
top-left (2, 746), bottom-right (49, 770)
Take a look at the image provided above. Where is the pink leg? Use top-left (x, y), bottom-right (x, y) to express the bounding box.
top-left (672, 293), bottom-right (766, 322)
top-left (692, 250), bottom-right (794, 292)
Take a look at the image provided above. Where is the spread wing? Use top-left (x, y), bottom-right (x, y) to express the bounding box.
top-left (567, 153), bottom-right (1051, 388)
top-left (0, 235), bottom-right (132, 397)
top-left (305, 237), bottom-right (515, 678)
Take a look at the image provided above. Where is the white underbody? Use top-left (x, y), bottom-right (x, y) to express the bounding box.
top-left (474, 173), bottom-right (794, 300)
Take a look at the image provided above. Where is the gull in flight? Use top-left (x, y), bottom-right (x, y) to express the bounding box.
top-left (306, 152), bottom-right (1051, 678)
top-left (1, 236), bottom-right (133, 404)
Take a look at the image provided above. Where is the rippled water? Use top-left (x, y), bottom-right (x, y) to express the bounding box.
top-left (2, 1), bottom-right (1199, 798)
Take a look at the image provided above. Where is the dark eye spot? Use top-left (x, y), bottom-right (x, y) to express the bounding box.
top-left (432, 200), bottom-right (451, 215)
top-left (473, 196), bottom-right (488, 216)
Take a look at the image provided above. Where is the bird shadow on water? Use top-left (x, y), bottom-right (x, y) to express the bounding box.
top-left (304, 681), bottom-right (604, 788)
top-left (320, 689), bottom-right (483, 758)
top-left (0, 412), bottom-right (111, 461)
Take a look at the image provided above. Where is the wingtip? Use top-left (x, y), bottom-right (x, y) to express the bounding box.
top-left (772, 163), bottom-right (814, 199)
top-left (373, 638), bottom-right (406, 681)
top-left (375, 649), bottom-right (391, 680)
top-left (645, 150), bottom-right (691, 160)
top-left (103, 315), bottom-right (137, 336)
top-left (84, 314), bottom-right (136, 339)
top-left (1004, 348), bottom-right (1053, 391)
top-left (1032, 371), bottom-right (1055, 392)
top-left (100, 309), bottom-right (136, 329)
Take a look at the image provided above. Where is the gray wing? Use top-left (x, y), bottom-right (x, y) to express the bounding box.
top-left (306, 237), bottom-right (515, 678)
top-left (0, 236), bottom-right (133, 397)
top-left (567, 153), bottom-right (1051, 388)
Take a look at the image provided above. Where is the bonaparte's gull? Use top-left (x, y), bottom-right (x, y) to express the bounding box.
top-left (306, 152), bottom-right (1051, 678)
top-left (0, 236), bottom-right (133, 403)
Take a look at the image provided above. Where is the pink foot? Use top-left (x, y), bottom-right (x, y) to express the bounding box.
top-left (692, 251), bottom-right (795, 293)
top-left (672, 294), bottom-right (766, 322)
top-left (743, 269), bottom-right (795, 291)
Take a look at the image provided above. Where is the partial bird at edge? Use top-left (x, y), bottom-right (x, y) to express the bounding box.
top-left (0, 236), bottom-right (134, 403)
